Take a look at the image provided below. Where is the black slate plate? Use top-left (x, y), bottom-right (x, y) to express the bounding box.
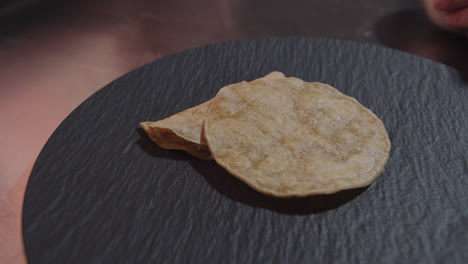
top-left (23, 37), bottom-right (468, 263)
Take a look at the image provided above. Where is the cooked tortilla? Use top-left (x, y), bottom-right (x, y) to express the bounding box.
top-left (203, 77), bottom-right (391, 197)
top-left (140, 71), bottom-right (285, 159)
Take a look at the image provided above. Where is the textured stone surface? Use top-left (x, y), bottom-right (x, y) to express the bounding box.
top-left (23, 37), bottom-right (468, 263)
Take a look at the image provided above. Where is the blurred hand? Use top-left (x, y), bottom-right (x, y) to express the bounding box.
top-left (434, 0), bottom-right (468, 28)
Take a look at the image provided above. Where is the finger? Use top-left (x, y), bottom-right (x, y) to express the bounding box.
top-left (445, 7), bottom-right (468, 27)
top-left (434, 0), bottom-right (468, 12)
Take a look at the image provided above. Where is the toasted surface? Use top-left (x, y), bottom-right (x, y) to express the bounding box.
top-left (204, 77), bottom-right (391, 197)
top-left (140, 100), bottom-right (213, 159)
top-left (261, 71), bottom-right (285, 80)
top-left (140, 71), bottom-right (286, 159)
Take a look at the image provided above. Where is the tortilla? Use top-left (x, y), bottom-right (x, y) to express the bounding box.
top-left (140, 71), bottom-right (285, 159)
top-left (203, 77), bottom-right (391, 197)
top-left (140, 100), bottom-right (213, 159)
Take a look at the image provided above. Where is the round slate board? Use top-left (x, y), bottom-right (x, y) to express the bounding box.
top-left (23, 37), bottom-right (468, 263)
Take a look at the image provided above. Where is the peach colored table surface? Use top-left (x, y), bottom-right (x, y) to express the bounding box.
top-left (1, 0), bottom-right (467, 263)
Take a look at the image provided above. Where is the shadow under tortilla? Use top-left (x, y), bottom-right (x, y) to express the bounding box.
top-left (191, 159), bottom-right (367, 215)
top-left (136, 127), bottom-right (193, 161)
top-left (137, 127), bottom-right (367, 215)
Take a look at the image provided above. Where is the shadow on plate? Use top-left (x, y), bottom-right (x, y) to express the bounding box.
top-left (373, 9), bottom-right (468, 80)
top-left (191, 160), bottom-right (366, 215)
top-left (136, 129), bottom-right (366, 215)
top-left (136, 128), bottom-right (193, 161)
